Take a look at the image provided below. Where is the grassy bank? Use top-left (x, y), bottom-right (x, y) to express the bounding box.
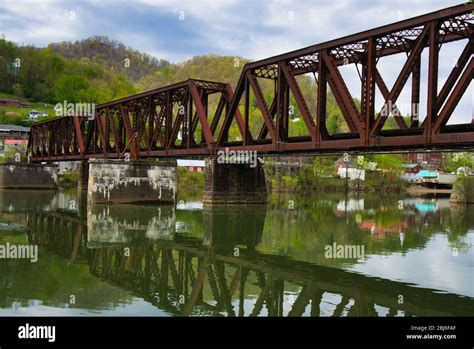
top-left (267, 165), bottom-right (406, 193)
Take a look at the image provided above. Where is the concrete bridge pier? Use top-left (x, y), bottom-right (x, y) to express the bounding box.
top-left (87, 159), bottom-right (177, 205)
top-left (203, 158), bottom-right (267, 205)
top-left (0, 163), bottom-right (58, 189)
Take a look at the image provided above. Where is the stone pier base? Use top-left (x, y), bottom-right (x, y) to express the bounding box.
top-left (78, 160), bottom-right (89, 191)
top-left (0, 163), bottom-right (57, 189)
top-left (203, 158), bottom-right (267, 205)
top-left (87, 160), bottom-right (176, 204)
top-left (450, 177), bottom-right (474, 204)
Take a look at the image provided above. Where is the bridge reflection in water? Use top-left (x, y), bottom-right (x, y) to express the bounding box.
top-left (19, 192), bottom-right (474, 317)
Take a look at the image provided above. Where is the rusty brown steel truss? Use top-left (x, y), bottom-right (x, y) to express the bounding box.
top-left (28, 3), bottom-right (474, 162)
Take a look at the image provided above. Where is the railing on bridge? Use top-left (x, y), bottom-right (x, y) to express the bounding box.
top-left (28, 3), bottom-right (474, 162)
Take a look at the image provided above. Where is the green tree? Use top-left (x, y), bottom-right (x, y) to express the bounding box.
top-left (54, 75), bottom-right (89, 103)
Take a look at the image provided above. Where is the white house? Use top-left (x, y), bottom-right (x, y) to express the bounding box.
top-left (177, 159), bottom-right (205, 172)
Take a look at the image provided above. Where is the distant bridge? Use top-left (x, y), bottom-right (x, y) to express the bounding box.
top-left (28, 3), bottom-right (473, 162)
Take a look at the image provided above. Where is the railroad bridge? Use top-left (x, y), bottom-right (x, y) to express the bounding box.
top-left (23, 3), bottom-right (474, 204)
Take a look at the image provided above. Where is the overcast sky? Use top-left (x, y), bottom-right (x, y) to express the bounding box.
top-left (0, 0), bottom-right (471, 123)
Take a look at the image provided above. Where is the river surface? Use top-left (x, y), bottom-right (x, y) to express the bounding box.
top-left (0, 189), bottom-right (473, 316)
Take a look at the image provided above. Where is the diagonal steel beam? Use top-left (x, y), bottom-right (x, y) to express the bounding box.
top-left (95, 111), bottom-right (109, 155)
top-left (168, 92), bottom-right (189, 148)
top-left (247, 72), bottom-right (277, 142)
top-left (257, 96), bottom-right (277, 140)
top-left (217, 75), bottom-right (247, 146)
top-left (210, 93), bottom-right (226, 136)
top-left (371, 24), bottom-right (430, 136)
top-left (73, 116), bottom-right (85, 156)
top-left (120, 107), bottom-right (138, 159)
top-left (436, 39), bottom-right (472, 111)
top-left (432, 57), bottom-right (473, 133)
top-left (106, 109), bottom-right (120, 156)
top-left (288, 285), bottom-right (312, 317)
top-left (321, 51), bottom-right (364, 134)
top-left (375, 69), bottom-right (408, 129)
top-left (226, 84), bottom-right (247, 143)
top-left (280, 64), bottom-right (317, 141)
top-left (181, 257), bottom-right (210, 316)
top-left (189, 82), bottom-right (214, 150)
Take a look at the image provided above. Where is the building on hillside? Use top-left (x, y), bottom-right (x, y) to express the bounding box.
top-left (270, 156), bottom-right (313, 176)
top-left (177, 159), bottom-right (205, 172)
top-left (401, 163), bottom-right (423, 183)
top-left (403, 152), bottom-right (443, 169)
top-left (0, 124), bottom-right (30, 155)
top-left (337, 167), bottom-right (365, 180)
top-left (334, 158), bottom-right (348, 172)
top-left (415, 169), bottom-right (438, 180)
top-left (403, 163), bottom-right (423, 174)
top-left (0, 98), bottom-right (21, 107)
top-left (0, 98), bottom-right (29, 108)
top-left (0, 124), bottom-right (30, 138)
top-left (0, 139), bottom-right (28, 155)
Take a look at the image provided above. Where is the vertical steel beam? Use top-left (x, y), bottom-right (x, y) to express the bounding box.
top-left (425, 20), bottom-right (439, 143)
top-left (363, 37), bottom-right (376, 144)
top-left (187, 92), bottom-right (193, 148)
top-left (164, 91), bottom-right (172, 149)
top-left (411, 56), bottom-right (421, 127)
top-left (316, 56), bottom-right (328, 144)
top-left (210, 93), bottom-right (226, 136)
top-left (276, 62), bottom-right (289, 145)
top-left (244, 75), bottom-right (251, 146)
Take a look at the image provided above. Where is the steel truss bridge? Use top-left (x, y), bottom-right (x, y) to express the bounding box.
top-left (28, 3), bottom-right (473, 162)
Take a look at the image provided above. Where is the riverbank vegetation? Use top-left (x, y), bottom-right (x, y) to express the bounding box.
top-left (177, 167), bottom-right (204, 200)
top-left (266, 154), bottom-right (407, 193)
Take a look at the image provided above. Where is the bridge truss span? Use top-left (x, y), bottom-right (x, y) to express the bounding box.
top-left (28, 3), bottom-right (474, 162)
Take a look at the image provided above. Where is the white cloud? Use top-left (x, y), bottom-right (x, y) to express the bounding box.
top-left (0, 0), bottom-right (86, 45)
top-left (351, 233), bottom-right (474, 298)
